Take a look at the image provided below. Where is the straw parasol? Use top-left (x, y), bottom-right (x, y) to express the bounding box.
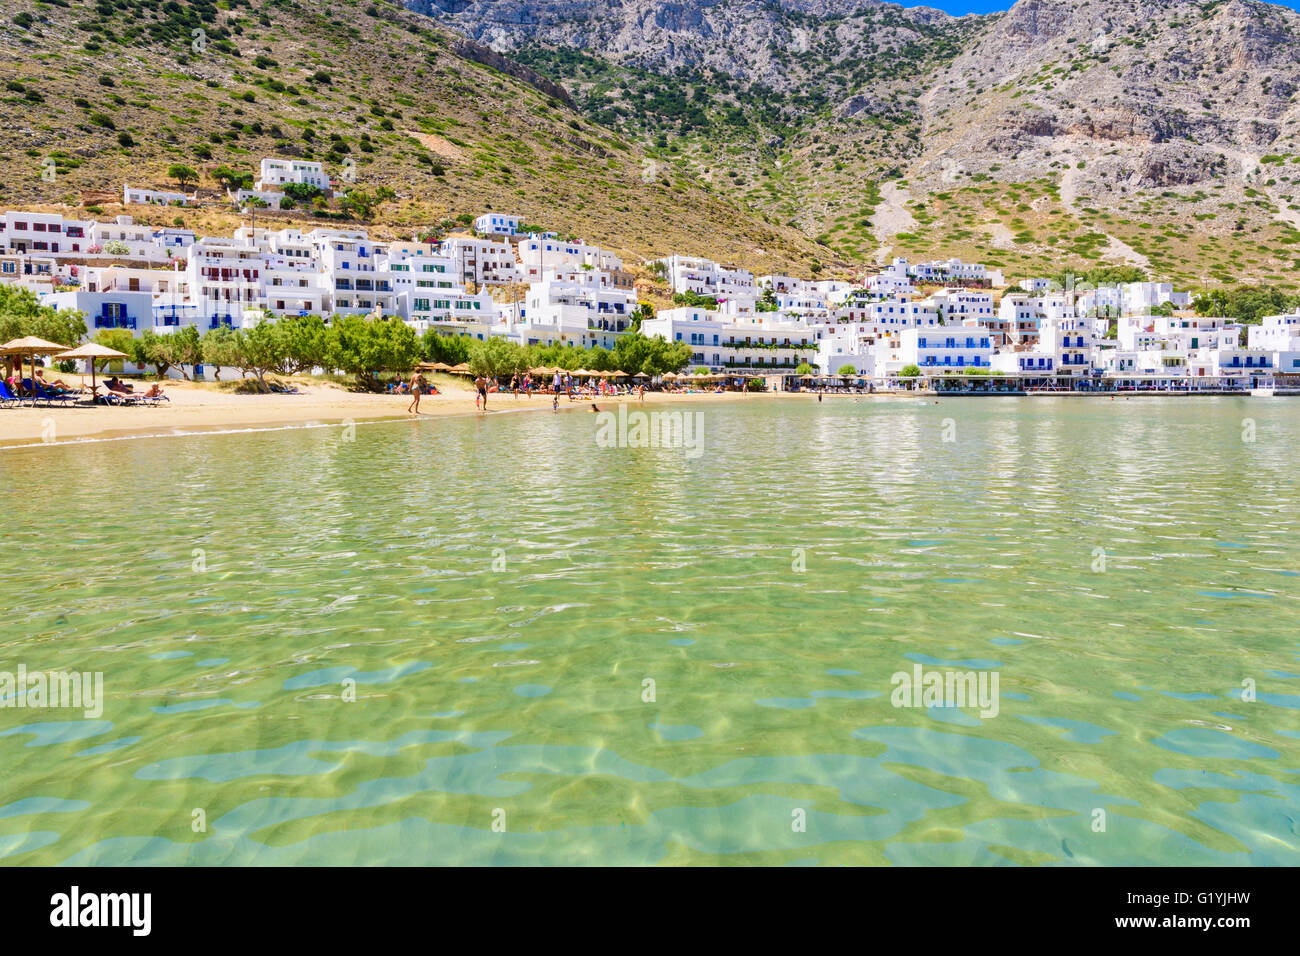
top-left (448, 363), bottom-right (471, 375)
top-left (662, 371), bottom-right (678, 381)
top-left (1, 336), bottom-right (71, 400)
top-left (632, 371), bottom-right (649, 378)
top-left (54, 341), bottom-right (128, 398)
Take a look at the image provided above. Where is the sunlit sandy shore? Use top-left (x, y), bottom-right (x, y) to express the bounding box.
top-left (0, 379), bottom-right (781, 449)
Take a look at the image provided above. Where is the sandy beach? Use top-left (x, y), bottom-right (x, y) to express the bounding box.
top-left (0, 377), bottom-right (769, 449)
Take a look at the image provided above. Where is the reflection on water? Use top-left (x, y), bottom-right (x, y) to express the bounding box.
top-left (1, 396), bottom-right (1298, 865)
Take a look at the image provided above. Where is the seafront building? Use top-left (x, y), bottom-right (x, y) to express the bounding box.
top-left (0, 195), bottom-right (1289, 388)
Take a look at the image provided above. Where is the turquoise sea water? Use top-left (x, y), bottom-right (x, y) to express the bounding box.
top-left (1, 396), bottom-right (1298, 865)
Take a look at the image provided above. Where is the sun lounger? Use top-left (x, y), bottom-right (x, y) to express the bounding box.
top-left (37, 389), bottom-right (80, 406)
top-left (0, 381), bottom-right (30, 407)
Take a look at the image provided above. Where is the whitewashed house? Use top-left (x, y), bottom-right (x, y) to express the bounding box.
top-left (653, 255), bottom-right (755, 299)
top-left (641, 307), bottom-right (814, 371)
top-left (439, 237), bottom-right (521, 285)
top-left (473, 213), bottom-right (524, 237)
top-left (1, 212), bottom-right (90, 255)
top-left (517, 235), bottom-right (622, 280)
top-left (257, 158), bottom-right (329, 193)
top-left (887, 326), bottom-right (995, 375)
top-left (505, 268), bottom-right (636, 349)
top-left (123, 184), bottom-right (190, 206)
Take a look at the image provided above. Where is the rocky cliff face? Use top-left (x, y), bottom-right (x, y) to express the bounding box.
top-left (920, 0), bottom-right (1300, 168)
top-left (412, 0), bottom-right (965, 92)
top-left (410, 0), bottom-right (1300, 281)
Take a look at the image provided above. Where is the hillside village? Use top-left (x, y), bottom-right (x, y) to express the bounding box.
top-left (3, 158), bottom-right (1298, 390)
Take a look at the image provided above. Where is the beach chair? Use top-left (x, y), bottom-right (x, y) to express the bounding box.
top-left (38, 389), bottom-right (79, 407)
top-left (101, 389), bottom-right (142, 406)
top-left (0, 381), bottom-right (28, 407)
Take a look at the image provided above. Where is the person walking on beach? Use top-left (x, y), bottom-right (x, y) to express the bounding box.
top-left (407, 372), bottom-right (424, 414)
top-left (474, 374), bottom-right (489, 410)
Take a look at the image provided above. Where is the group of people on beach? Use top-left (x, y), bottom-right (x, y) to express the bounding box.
top-left (401, 369), bottom-right (647, 416)
top-left (3, 364), bottom-right (165, 403)
top-left (4, 366), bottom-right (77, 400)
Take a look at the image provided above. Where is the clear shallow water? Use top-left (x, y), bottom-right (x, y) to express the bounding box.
top-left (1, 396), bottom-right (1298, 865)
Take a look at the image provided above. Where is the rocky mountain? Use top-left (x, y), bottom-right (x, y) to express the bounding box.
top-left (413, 0), bottom-right (1300, 284)
top-left (0, 0), bottom-right (829, 277)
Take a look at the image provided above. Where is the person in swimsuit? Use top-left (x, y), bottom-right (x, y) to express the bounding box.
top-left (407, 372), bottom-right (424, 414)
top-left (474, 375), bottom-right (488, 410)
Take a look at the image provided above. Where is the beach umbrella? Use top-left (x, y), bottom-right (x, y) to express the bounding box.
top-left (448, 363), bottom-right (471, 375)
top-left (632, 371), bottom-right (649, 378)
top-left (1, 336), bottom-right (71, 402)
top-left (54, 341), bottom-right (128, 399)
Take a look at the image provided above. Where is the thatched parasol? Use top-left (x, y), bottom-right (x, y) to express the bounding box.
top-left (1, 336), bottom-right (72, 402)
top-left (54, 341), bottom-right (129, 398)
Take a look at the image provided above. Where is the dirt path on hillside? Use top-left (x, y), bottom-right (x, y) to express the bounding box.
top-left (871, 180), bottom-right (918, 244)
top-left (1100, 233), bottom-right (1150, 269)
top-left (985, 222), bottom-right (1015, 249)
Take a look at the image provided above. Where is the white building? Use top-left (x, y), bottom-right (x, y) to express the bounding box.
top-left (180, 238), bottom-right (268, 330)
top-left (864, 258), bottom-right (914, 295)
top-left (923, 288), bottom-right (996, 327)
top-left (473, 213), bottom-right (524, 237)
top-left (123, 184), bottom-right (190, 206)
top-left (1, 212), bottom-right (90, 255)
top-left (0, 251), bottom-right (62, 293)
top-left (517, 235), bottom-right (622, 280)
top-left (90, 217), bottom-right (167, 261)
top-left (1121, 281), bottom-right (1191, 314)
top-left (641, 307), bottom-right (815, 372)
top-left (257, 158), bottom-right (329, 193)
top-left (506, 269), bottom-right (636, 350)
top-left (908, 257), bottom-right (995, 286)
top-left (316, 232), bottom-right (399, 318)
top-left (653, 254), bottom-right (755, 300)
top-left (886, 326), bottom-right (995, 375)
top-left (44, 289), bottom-right (155, 335)
top-left (1247, 309), bottom-right (1300, 355)
top-left (232, 188), bottom-right (285, 211)
top-left (439, 237), bottom-right (521, 285)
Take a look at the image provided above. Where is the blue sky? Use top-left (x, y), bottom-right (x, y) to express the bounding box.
top-left (910, 0), bottom-right (1300, 14)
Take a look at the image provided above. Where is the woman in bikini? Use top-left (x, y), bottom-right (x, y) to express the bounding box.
top-left (407, 372), bottom-right (424, 414)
